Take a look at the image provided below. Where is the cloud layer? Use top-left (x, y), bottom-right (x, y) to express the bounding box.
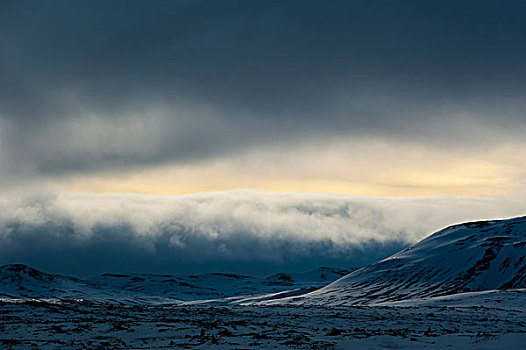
top-left (1, 1), bottom-right (526, 183)
top-left (1, 190), bottom-right (523, 276)
top-left (1, 3), bottom-right (525, 277)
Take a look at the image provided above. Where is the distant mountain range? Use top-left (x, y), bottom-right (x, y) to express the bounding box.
top-left (2, 216), bottom-right (526, 306)
top-left (0, 263), bottom-right (352, 304)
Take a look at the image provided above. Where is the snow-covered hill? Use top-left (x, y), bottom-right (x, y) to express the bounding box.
top-left (276, 216), bottom-right (526, 306)
top-left (0, 264), bottom-right (176, 304)
top-left (0, 264), bottom-right (103, 300)
top-left (0, 264), bottom-right (352, 304)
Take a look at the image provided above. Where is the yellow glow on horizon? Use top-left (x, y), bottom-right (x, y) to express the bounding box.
top-left (64, 140), bottom-right (526, 197)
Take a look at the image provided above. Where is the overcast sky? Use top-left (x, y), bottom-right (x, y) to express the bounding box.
top-left (1, 1), bottom-right (525, 275)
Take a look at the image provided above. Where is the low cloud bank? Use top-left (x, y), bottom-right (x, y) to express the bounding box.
top-left (0, 190), bottom-right (523, 276)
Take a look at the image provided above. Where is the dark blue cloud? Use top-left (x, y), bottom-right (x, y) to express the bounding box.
top-left (0, 191), bottom-right (523, 277)
top-left (0, 222), bottom-right (407, 277)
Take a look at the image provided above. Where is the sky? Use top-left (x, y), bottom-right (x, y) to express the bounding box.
top-left (1, 1), bottom-right (525, 276)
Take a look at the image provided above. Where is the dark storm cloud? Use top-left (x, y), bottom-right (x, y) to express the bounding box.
top-left (1, 0), bottom-right (526, 178)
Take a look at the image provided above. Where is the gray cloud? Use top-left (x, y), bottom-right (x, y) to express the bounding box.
top-left (1, 1), bottom-right (526, 180)
top-left (0, 190), bottom-right (523, 276)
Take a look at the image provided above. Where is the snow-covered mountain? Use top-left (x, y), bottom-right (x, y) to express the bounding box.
top-left (279, 216), bottom-right (526, 306)
top-left (3, 216), bottom-right (526, 307)
top-left (0, 264), bottom-right (352, 304)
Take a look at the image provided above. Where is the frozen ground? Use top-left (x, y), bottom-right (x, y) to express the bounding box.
top-left (2, 298), bottom-right (526, 349)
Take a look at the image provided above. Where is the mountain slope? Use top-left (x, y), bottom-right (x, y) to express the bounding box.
top-left (277, 216), bottom-right (526, 306)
